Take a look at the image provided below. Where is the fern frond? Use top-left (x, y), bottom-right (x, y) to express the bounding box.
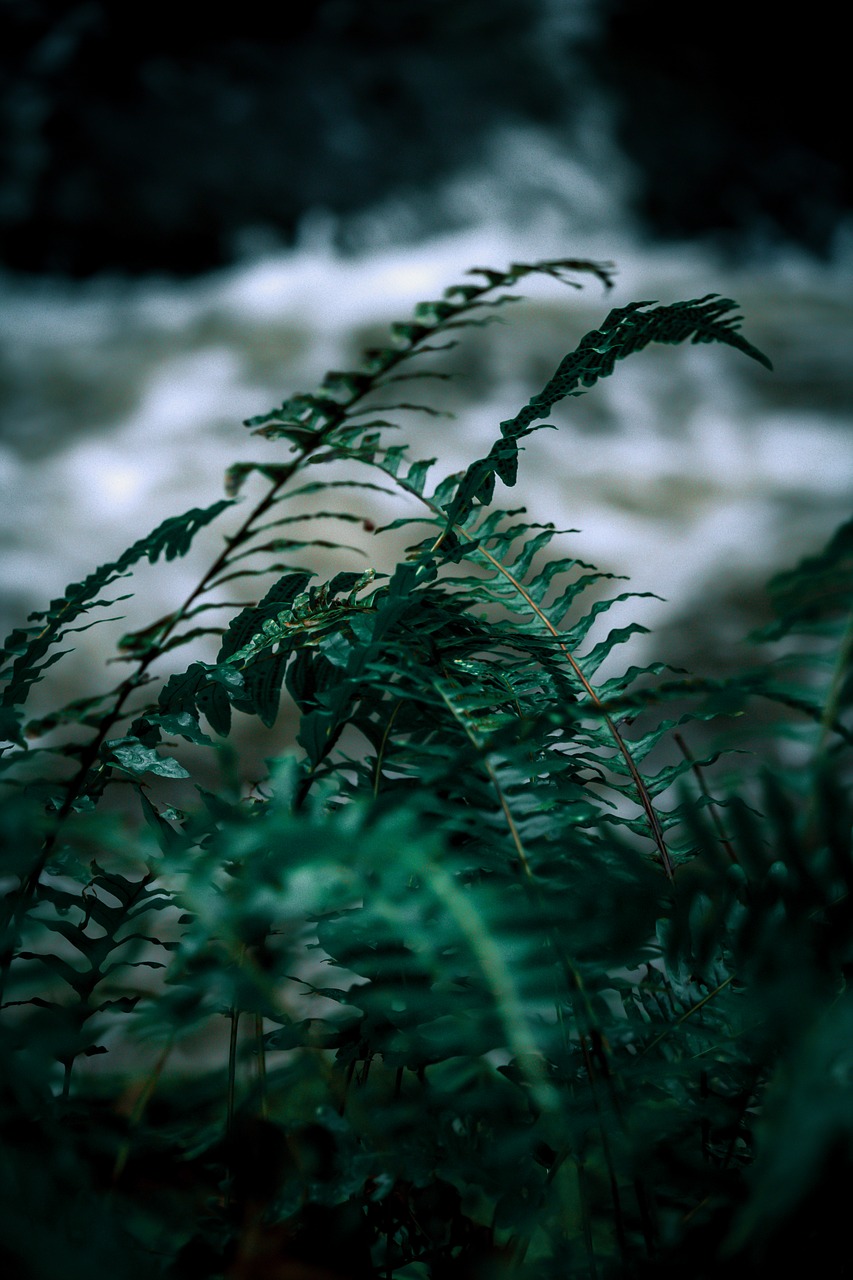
top-left (749, 514), bottom-right (853, 751)
top-left (4, 864), bottom-right (175, 1095)
top-left (442, 296), bottom-right (771, 527)
top-left (0, 501), bottom-right (233, 745)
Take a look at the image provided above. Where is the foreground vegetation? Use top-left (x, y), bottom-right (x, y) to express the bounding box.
top-left (1, 258), bottom-right (851, 1278)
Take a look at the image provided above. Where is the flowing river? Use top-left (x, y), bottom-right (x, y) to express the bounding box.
top-left (2, 134), bottom-right (852, 755)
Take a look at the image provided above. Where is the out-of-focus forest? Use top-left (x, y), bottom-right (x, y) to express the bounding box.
top-left (1, 0), bottom-right (848, 276)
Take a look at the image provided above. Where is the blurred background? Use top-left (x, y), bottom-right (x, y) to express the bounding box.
top-left (1, 0), bottom-right (851, 730)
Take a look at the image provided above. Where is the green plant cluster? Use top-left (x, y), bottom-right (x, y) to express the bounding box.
top-left (1, 259), bottom-right (851, 1279)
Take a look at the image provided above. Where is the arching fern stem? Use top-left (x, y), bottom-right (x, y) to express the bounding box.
top-left (1, 260), bottom-right (615, 997)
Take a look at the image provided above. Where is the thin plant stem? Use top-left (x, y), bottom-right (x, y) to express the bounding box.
top-left (674, 731), bottom-right (738, 864)
top-left (254, 1013), bottom-right (267, 1119)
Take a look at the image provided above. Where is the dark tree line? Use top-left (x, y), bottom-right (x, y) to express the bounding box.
top-left (0, 0), bottom-right (847, 276)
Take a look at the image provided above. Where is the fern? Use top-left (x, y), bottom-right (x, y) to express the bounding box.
top-left (1, 256), bottom-right (851, 1279)
top-left (749, 514), bottom-right (853, 751)
top-left (0, 500), bottom-right (233, 748)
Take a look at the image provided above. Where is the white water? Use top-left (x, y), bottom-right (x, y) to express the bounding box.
top-left (1, 128), bottom-right (852, 702)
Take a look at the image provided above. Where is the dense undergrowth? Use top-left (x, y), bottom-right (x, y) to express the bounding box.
top-left (1, 259), bottom-right (851, 1279)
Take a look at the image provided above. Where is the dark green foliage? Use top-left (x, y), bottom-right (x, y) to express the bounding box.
top-left (1, 258), bottom-right (850, 1279)
top-left (0, 500), bottom-right (233, 748)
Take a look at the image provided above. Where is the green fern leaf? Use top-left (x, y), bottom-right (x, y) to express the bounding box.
top-left (0, 500), bottom-right (233, 742)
